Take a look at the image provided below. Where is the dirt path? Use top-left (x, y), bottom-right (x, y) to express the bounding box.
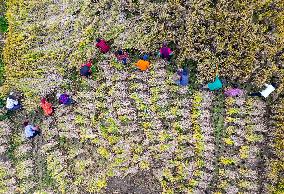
top-left (105, 171), bottom-right (161, 194)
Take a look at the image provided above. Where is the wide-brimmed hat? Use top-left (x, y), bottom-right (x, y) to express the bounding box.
top-left (182, 67), bottom-right (189, 75)
top-left (41, 98), bottom-right (46, 103)
top-left (80, 66), bottom-right (91, 76)
top-left (117, 50), bottom-right (123, 55)
top-left (142, 54), bottom-right (149, 60)
top-left (23, 121), bottom-right (29, 127)
top-left (56, 93), bottom-right (61, 98)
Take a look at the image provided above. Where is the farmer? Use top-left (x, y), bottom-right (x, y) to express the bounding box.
top-left (80, 59), bottom-right (93, 77)
top-left (24, 121), bottom-right (40, 139)
top-left (135, 54), bottom-right (150, 71)
top-left (175, 67), bottom-right (189, 86)
top-left (115, 49), bottom-right (129, 65)
top-left (56, 93), bottom-right (74, 105)
top-left (204, 76), bottom-right (223, 91)
top-left (203, 64), bottom-right (223, 91)
top-left (6, 92), bottom-right (21, 111)
top-left (40, 98), bottom-right (53, 116)
top-left (224, 83), bottom-right (243, 97)
top-left (96, 38), bottom-right (110, 53)
top-left (249, 83), bottom-right (276, 98)
top-left (159, 42), bottom-right (173, 61)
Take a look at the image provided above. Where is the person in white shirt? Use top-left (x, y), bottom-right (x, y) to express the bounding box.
top-left (24, 121), bottom-right (40, 139)
top-left (249, 83), bottom-right (276, 98)
top-left (6, 92), bottom-right (21, 111)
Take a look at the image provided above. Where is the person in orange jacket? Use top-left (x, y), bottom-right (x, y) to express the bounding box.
top-left (40, 98), bottom-right (53, 116)
top-left (135, 54), bottom-right (150, 71)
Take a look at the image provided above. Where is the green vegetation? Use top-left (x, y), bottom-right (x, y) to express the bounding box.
top-left (0, 58), bottom-right (4, 85)
top-left (0, 16), bottom-right (8, 33)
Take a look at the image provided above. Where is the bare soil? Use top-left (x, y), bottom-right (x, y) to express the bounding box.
top-left (104, 171), bottom-right (162, 194)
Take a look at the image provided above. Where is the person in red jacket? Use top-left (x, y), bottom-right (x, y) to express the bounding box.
top-left (96, 38), bottom-right (110, 53)
top-left (40, 98), bottom-right (53, 116)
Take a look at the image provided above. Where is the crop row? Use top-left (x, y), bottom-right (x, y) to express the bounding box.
top-left (0, 58), bottom-right (281, 193)
top-left (266, 99), bottom-right (284, 193)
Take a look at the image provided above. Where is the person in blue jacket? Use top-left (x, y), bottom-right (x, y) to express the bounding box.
top-left (56, 93), bottom-right (74, 105)
top-left (24, 121), bottom-right (40, 140)
top-left (175, 67), bottom-right (189, 86)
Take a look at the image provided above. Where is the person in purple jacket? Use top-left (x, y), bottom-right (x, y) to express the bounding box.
top-left (56, 93), bottom-right (74, 106)
top-left (224, 83), bottom-right (243, 97)
top-left (159, 42), bottom-right (173, 61)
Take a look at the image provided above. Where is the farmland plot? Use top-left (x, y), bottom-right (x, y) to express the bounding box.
top-left (0, 0), bottom-right (283, 194)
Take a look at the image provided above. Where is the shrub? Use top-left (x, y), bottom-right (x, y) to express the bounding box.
top-left (0, 16), bottom-right (8, 33)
